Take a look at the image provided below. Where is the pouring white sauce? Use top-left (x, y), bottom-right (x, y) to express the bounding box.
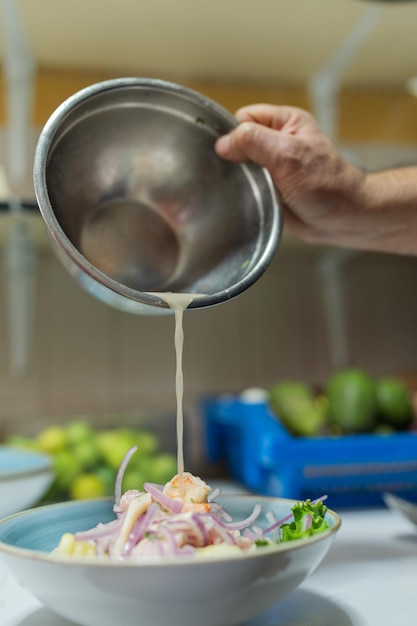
top-left (146, 292), bottom-right (200, 482)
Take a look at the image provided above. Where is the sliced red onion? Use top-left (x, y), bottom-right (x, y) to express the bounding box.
top-left (208, 488), bottom-right (221, 502)
top-left (302, 514), bottom-right (313, 531)
top-left (262, 511), bottom-right (293, 536)
top-left (122, 502), bottom-right (159, 557)
top-left (242, 527), bottom-right (256, 541)
top-left (144, 482), bottom-right (183, 514)
top-left (266, 511), bottom-right (277, 526)
top-left (251, 525), bottom-right (265, 541)
top-left (203, 514), bottom-right (236, 545)
top-left (144, 482), bottom-right (164, 490)
top-left (312, 495), bottom-right (328, 504)
top-left (132, 532), bottom-right (163, 557)
top-left (170, 513), bottom-right (208, 548)
top-left (224, 504), bottom-right (262, 530)
top-left (157, 524), bottom-right (181, 555)
top-left (179, 545), bottom-right (196, 556)
top-left (114, 445), bottom-right (138, 507)
top-left (209, 502), bottom-right (232, 522)
top-left (75, 518), bottom-right (123, 542)
top-left (266, 511), bottom-right (280, 541)
top-left (190, 513), bottom-right (209, 546)
top-left (262, 495), bottom-right (328, 537)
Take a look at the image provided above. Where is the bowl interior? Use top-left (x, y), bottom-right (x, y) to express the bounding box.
top-left (39, 79), bottom-right (280, 303)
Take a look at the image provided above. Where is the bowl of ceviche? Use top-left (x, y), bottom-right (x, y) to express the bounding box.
top-left (0, 447), bottom-right (341, 626)
top-left (0, 445), bottom-right (54, 518)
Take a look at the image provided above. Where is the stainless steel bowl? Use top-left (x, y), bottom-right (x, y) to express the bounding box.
top-left (34, 78), bottom-right (282, 314)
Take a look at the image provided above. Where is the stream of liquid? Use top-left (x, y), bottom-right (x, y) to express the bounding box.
top-left (146, 293), bottom-right (200, 480)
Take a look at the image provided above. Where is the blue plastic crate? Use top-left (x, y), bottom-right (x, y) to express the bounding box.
top-left (202, 395), bottom-right (417, 508)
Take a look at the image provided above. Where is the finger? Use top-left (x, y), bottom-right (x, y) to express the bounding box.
top-left (234, 104), bottom-right (313, 132)
top-left (215, 121), bottom-right (289, 169)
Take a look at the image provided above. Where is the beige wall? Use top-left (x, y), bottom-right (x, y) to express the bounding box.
top-left (2, 68), bottom-right (417, 142)
top-left (1, 240), bottom-right (417, 470)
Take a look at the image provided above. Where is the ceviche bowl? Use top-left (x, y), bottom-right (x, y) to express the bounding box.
top-left (0, 446), bottom-right (54, 518)
top-left (0, 495), bottom-right (340, 626)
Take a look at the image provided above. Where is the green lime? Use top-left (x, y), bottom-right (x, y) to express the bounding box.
top-left (37, 426), bottom-right (68, 453)
top-left (96, 431), bottom-right (135, 470)
top-left (94, 465), bottom-right (117, 495)
top-left (53, 449), bottom-right (83, 491)
top-left (121, 468), bottom-right (146, 492)
top-left (41, 481), bottom-right (62, 503)
top-left (269, 381), bottom-right (314, 414)
top-left (145, 454), bottom-right (177, 485)
top-left (95, 430), bottom-right (115, 456)
top-left (66, 420), bottom-right (94, 446)
top-left (375, 377), bottom-right (413, 430)
top-left (325, 368), bottom-right (377, 433)
top-left (374, 423), bottom-right (396, 436)
top-left (70, 473), bottom-right (107, 500)
top-left (72, 439), bottom-right (101, 471)
top-left (132, 430), bottom-right (158, 456)
top-left (269, 381), bottom-right (326, 436)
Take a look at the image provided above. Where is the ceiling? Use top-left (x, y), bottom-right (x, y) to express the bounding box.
top-left (2, 0), bottom-right (417, 202)
top-left (1, 0), bottom-right (417, 88)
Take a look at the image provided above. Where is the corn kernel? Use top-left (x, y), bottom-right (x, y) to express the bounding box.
top-left (55, 533), bottom-right (76, 555)
top-left (53, 533), bottom-right (96, 558)
top-left (73, 540), bottom-right (95, 557)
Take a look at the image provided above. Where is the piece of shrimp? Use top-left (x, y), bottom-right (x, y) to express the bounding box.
top-left (163, 472), bottom-right (211, 511)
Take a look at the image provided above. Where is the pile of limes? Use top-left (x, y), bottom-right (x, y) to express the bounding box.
top-left (6, 421), bottom-right (177, 501)
top-left (269, 369), bottom-right (415, 437)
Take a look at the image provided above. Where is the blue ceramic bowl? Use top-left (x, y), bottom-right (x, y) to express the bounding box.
top-left (0, 495), bottom-right (340, 626)
top-left (0, 446), bottom-right (54, 518)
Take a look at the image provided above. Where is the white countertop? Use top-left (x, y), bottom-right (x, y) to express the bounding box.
top-left (0, 505), bottom-right (416, 625)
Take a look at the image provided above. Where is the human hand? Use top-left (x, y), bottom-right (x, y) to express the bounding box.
top-left (215, 104), bottom-right (368, 249)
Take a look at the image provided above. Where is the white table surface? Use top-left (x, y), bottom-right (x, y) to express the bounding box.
top-left (0, 504), bottom-right (416, 625)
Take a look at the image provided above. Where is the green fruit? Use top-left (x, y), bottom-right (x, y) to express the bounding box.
top-left (269, 381), bottom-right (326, 436)
top-left (121, 468), bottom-right (146, 492)
top-left (41, 481), bottom-right (62, 503)
top-left (326, 369), bottom-right (377, 433)
top-left (70, 473), bottom-right (107, 500)
top-left (53, 449), bottom-right (83, 491)
top-left (295, 406), bottom-right (328, 437)
top-left (66, 420), bottom-right (94, 446)
top-left (375, 377), bottom-right (413, 430)
top-left (146, 454), bottom-right (177, 484)
top-left (133, 431), bottom-right (158, 456)
top-left (95, 431), bottom-right (115, 456)
top-left (374, 423), bottom-right (395, 436)
top-left (37, 426), bottom-right (68, 453)
top-left (96, 431), bottom-right (136, 470)
top-left (270, 381), bottom-right (314, 412)
top-left (94, 465), bottom-right (117, 495)
top-left (72, 439), bottom-right (101, 471)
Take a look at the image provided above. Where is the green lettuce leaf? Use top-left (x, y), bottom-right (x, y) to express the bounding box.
top-left (280, 499), bottom-right (329, 542)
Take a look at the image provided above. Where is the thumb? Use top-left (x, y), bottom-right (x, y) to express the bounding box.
top-left (215, 121), bottom-right (288, 170)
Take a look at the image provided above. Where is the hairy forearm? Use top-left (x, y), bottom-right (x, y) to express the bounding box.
top-left (215, 103), bottom-right (417, 257)
top-left (284, 165), bottom-right (417, 256)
